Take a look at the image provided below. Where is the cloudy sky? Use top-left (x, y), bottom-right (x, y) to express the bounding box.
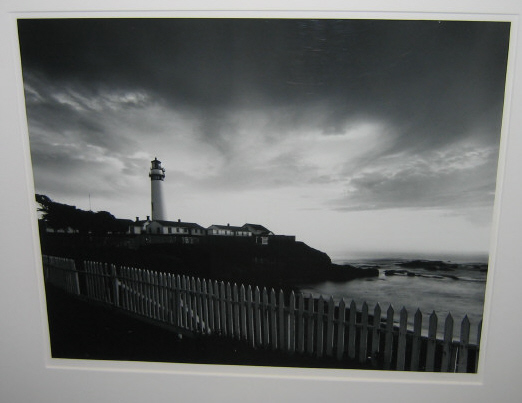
top-left (17, 18), bottom-right (510, 259)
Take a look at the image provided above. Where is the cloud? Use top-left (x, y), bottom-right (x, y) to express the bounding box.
top-left (334, 141), bottom-right (498, 212)
top-left (17, 18), bottom-right (510, 254)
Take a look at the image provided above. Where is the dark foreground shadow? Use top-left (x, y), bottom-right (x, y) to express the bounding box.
top-left (44, 284), bottom-right (372, 370)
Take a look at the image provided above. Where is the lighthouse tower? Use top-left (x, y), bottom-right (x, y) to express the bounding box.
top-left (149, 157), bottom-right (166, 221)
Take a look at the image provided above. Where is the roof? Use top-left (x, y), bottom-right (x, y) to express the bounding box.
top-left (208, 224), bottom-right (250, 232)
top-left (242, 223), bottom-right (273, 234)
top-left (151, 220), bottom-right (206, 229)
top-left (242, 223), bottom-right (270, 231)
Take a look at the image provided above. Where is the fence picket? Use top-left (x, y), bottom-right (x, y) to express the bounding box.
top-left (226, 282), bottom-right (234, 337)
top-left (336, 299), bottom-right (346, 361)
top-left (233, 284), bottom-right (240, 339)
top-left (297, 294), bottom-right (305, 354)
top-left (220, 282), bottom-right (227, 335)
top-left (426, 311), bottom-right (438, 372)
top-left (359, 302), bottom-right (369, 364)
top-left (166, 274), bottom-right (174, 325)
top-left (270, 289), bottom-right (278, 350)
top-left (441, 313), bottom-right (454, 372)
top-left (371, 303), bottom-right (381, 367)
top-left (326, 297), bottom-right (335, 357)
top-left (254, 287), bottom-right (262, 347)
top-left (202, 279), bottom-right (210, 333)
top-left (475, 320), bottom-right (482, 373)
top-left (175, 275), bottom-right (182, 328)
top-left (306, 294), bottom-right (315, 355)
top-left (316, 297), bottom-right (325, 357)
top-left (191, 278), bottom-right (199, 330)
top-left (396, 307), bottom-right (408, 371)
top-left (112, 264), bottom-right (120, 308)
top-left (187, 276), bottom-right (193, 329)
top-left (458, 316), bottom-right (471, 373)
top-left (348, 300), bottom-right (357, 360)
top-left (196, 278), bottom-right (204, 332)
top-left (153, 272), bottom-right (160, 319)
top-left (262, 288), bottom-right (270, 347)
top-left (278, 290), bottom-right (286, 351)
top-left (240, 285), bottom-right (247, 340)
top-left (289, 291), bottom-right (296, 354)
top-left (212, 280), bottom-right (220, 333)
top-left (246, 285), bottom-right (254, 347)
top-left (383, 305), bottom-right (394, 370)
top-left (410, 309), bottom-right (423, 371)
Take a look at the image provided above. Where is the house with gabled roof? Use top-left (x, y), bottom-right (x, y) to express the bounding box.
top-left (241, 223), bottom-right (274, 245)
top-left (207, 224), bottom-right (252, 237)
top-left (146, 219), bottom-right (206, 236)
top-left (129, 217), bottom-right (150, 235)
top-left (241, 223), bottom-right (274, 236)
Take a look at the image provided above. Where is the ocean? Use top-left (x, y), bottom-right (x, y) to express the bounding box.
top-left (298, 254), bottom-right (488, 343)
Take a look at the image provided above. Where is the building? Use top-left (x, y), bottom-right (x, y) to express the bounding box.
top-left (207, 224), bottom-right (252, 237)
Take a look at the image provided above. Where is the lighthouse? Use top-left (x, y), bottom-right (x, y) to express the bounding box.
top-left (149, 157), bottom-right (166, 221)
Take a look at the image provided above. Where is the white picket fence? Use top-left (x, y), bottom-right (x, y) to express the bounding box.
top-left (42, 255), bottom-right (481, 372)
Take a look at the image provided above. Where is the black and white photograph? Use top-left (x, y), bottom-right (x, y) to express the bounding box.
top-left (16, 17), bottom-right (510, 373)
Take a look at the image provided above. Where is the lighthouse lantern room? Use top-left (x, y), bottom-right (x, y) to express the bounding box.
top-left (149, 157), bottom-right (166, 221)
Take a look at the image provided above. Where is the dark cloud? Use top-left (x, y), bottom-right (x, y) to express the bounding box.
top-left (17, 17), bottom-right (510, 216)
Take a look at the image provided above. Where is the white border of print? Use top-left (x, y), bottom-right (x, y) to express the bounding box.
top-left (1, 1), bottom-right (521, 402)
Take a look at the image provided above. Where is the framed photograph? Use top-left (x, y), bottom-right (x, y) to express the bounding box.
top-left (2, 1), bottom-right (522, 402)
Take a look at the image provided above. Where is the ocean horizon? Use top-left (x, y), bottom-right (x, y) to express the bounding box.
top-left (328, 250), bottom-right (489, 265)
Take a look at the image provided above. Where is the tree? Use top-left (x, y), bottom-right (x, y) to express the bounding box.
top-left (36, 194), bottom-right (122, 235)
